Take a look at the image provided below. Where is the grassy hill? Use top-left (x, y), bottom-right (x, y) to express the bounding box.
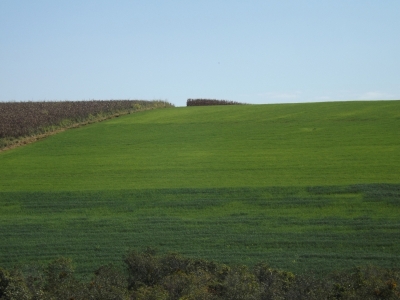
top-left (0, 101), bottom-right (399, 275)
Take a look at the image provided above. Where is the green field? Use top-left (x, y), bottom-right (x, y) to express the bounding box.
top-left (0, 101), bottom-right (399, 275)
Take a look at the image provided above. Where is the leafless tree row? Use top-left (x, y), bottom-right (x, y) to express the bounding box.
top-left (0, 100), bottom-right (172, 140)
top-left (187, 99), bottom-right (245, 106)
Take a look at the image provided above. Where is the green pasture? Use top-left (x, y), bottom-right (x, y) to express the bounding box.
top-left (0, 185), bottom-right (399, 276)
top-left (0, 101), bottom-right (399, 275)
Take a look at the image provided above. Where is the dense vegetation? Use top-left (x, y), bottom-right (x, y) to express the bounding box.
top-left (0, 101), bottom-right (399, 280)
top-left (186, 99), bottom-right (245, 106)
top-left (0, 100), bottom-right (172, 150)
top-left (1, 250), bottom-right (399, 300)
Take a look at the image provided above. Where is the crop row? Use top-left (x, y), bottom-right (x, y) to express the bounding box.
top-left (0, 100), bottom-right (173, 147)
top-left (1, 184), bottom-right (399, 276)
top-left (186, 98), bottom-right (245, 106)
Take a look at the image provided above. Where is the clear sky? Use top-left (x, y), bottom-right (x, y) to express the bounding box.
top-left (1, 1), bottom-right (399, 106)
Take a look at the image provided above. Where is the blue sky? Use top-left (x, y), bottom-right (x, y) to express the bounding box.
top-left (1, 1), bottom-right (399, 106)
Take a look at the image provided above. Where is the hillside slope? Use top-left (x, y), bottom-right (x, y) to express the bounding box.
top-left (0, 100), bottom-right (399, 275)
top-left (0, 101), bottom-right (399, 191)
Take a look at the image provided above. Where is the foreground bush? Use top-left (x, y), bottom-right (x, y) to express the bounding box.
top-left (0, 250), bottom-right (399, 299)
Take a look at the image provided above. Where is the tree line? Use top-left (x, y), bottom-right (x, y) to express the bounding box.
top-left (0, 100), bottom-right (173, 149)
top-left (0, 249), bottom-right (398, 299)
top-left (187, 99), bottom-right (245, 106)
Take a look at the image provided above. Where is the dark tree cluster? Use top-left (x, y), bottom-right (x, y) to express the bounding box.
top-left (187, 99), bottom-right (245, 106)
top-left (0, 100), bottom-right (173, 149)
top-left (0, 250), bottom-right (399, 300)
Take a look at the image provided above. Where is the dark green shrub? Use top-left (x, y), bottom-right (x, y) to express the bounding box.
top-left (160, 252), bottom-right (191, 275)
top-left (0, 268), bottom-right (30, 300)
top-left (124, 250), bottom-right (163, 289)
top-left (161, 271), bottom-right (192, 299)
top-left (87, 264), bottom-right (128, 300)
top-left (185, 258), bottom-right (230, 284)
top-left (1, 251), bottom-right (400, 299)
top-left (284, 273), bottom-right (328, 300)
top-left (253, 262), bottom-right (295, 300)
top-left (222, 265), bottom-right (261, 300)
top-left (326, 266), bottom-right (400, 300)
top-left (131, 285), bottom-right (169, 300)
top-left (19, 264), bottom-right (46, 300)
top-left (181, 269), bottom-right (219, 300)
top-left (43, 257), bottom-right (87, 300)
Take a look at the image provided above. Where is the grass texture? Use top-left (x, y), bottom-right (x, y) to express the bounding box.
top-left (0, 101), bottom-right (399, 275)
